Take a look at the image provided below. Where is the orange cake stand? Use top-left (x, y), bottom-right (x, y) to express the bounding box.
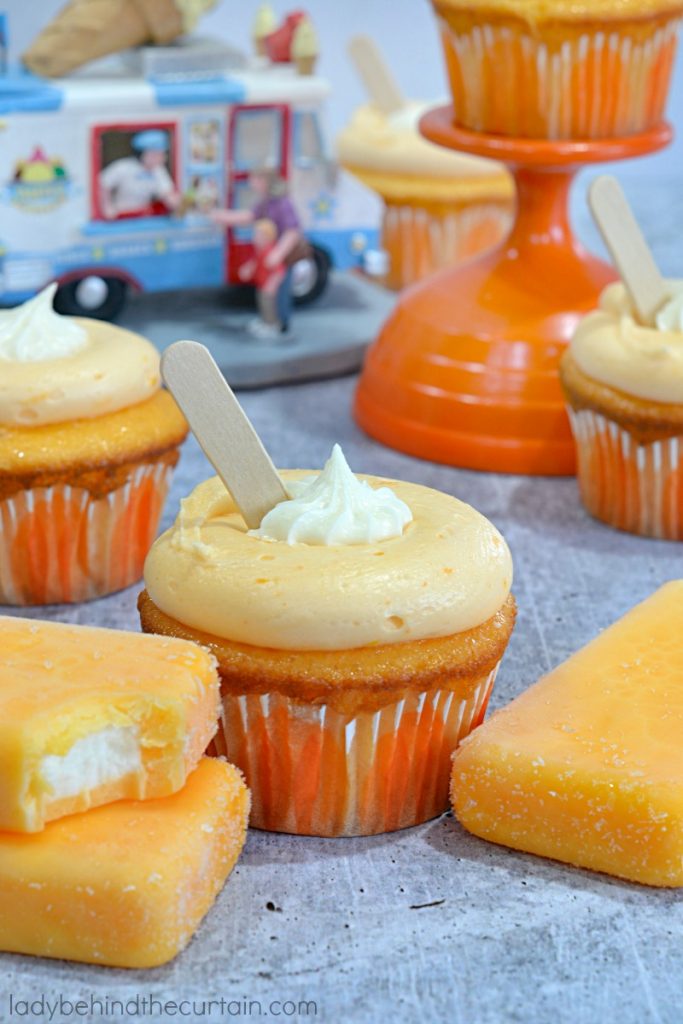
top-left (355, 109), bottom-right (672, 475)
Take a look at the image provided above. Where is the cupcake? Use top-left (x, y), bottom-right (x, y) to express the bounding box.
top-left (432, 0), bottom-right (683, 138)
top-left (0, 285), bottom-right (188, 605)
top-left (560, 280), bottom-right (683, 539)
top-left (139, 444), bottom-right (515, 837)
top-left (337, 101), bottom-right (514, 290)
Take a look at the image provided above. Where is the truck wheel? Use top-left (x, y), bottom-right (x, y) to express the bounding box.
top-left (291, 245), bottom-right (330, 306)
top-left (54, 276), bottom-right (128, 321)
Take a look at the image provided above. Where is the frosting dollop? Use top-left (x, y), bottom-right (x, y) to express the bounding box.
top-left (656, 289), bottom-right (683, 333)
top-left (0, 284), bottom-right (87, 362)
top-left (252, 444), bottom-right (412, 545)
top-left (570, 280), bottom-right (683, 404)
top-left (144, 470), bottom-right (513, 650)
top-left (337, 101), bottom-right (507, 181)
top-left (0, 287), bottom-right (161, 427)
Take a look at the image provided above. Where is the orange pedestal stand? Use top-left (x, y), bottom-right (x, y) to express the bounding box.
top-left (355, 109), bottom-right (672, 475)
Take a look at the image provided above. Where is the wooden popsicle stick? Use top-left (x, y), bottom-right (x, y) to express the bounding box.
top-left (161, 340), bottom-right (288, 529)
top-left (588, 175), bottom-right (669, 326)
top-left (348, 35), bottom-right (404, 115)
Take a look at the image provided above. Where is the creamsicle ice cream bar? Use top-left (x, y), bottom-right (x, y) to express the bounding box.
top-left (0, 758), bottom-right (249, 968)
top-left (0, 615), bottom-right (220, 832)
top-left (451, 582), bottom-right (683, 887)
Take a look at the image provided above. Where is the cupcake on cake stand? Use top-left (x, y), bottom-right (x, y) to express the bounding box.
top-left (337, 35), bottom-right (514, 292)
top-left (355, 0), bottom-right (679, 475)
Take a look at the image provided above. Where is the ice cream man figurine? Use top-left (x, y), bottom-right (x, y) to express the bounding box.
top-left (99, 129), bottom-right (181, 220)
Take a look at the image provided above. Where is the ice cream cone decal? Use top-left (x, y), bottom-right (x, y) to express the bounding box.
top-left (292, 16), bottom-right (319, 75)
top-left (252, 4), bottom-right (277, 57)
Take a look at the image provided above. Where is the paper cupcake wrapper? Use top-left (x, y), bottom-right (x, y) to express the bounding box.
top-left (0, 460), bottom-right (175, 605)
top-left (211, 665), bottom-right (498, 837)
top-left (569, 409), bottom-right (683, 540)
top-left (382, 200), bottom-right (512, 289)
top-left (437, 15), bottom-right (680, 138)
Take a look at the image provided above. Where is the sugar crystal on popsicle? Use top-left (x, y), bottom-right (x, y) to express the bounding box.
top-left (452, 582), bottom-right (683, 886)
top-left (0, 757), bottom-right (249, 967)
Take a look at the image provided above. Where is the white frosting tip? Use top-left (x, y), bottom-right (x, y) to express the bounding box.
top-left (0, 284), bottom-right (88, 363)
top-left (655, 290), bottom-right (683, 333)
top-left (251, 444), bottom-right (413, 546)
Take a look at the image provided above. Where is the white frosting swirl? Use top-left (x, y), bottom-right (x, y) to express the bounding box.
top-left (656, 288), bottom-right (683, 332)
top-left (0, 284), bottom-right (87, 362)
top-left (252, 444), bottom-right (412, 545)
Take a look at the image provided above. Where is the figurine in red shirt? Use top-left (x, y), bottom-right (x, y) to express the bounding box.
top-left (238, 218), bottom-right (286, 339)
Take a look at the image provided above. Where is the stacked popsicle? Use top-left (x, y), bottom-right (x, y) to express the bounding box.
top-left (0, 615), bottom-right (250, 968)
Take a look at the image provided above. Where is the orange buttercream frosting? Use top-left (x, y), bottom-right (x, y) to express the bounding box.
top-left (144, 468), bottom-right (513, 651)
top-left (0, 287), bottom-right (161, 427)
top-left (570, 281), bottom-right (683, 404)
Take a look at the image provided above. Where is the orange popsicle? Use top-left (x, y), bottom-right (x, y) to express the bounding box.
top-left (0, 616), bottom-right (220, 831)
top-left (452, 582), bottom-right (683, 886)
top-left (0, 757), bottom-right (249, 968)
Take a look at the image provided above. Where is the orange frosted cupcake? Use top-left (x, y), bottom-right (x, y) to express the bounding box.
top-left (432, 0), bottom-right (683, 138)
top-left (561, 281), bottom-right (683, 539)
top-left (0, 285), bottom-right (188, 605)
top-left (337, 101), bottom-right (514, 289)
top-left (139, 445), bottom-right (515, 837)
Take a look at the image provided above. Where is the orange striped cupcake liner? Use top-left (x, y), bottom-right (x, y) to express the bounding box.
top-left (436, 12), bottom-right (680, 138)
top-left (210, 666), bottom-right (499, 837)
top-left (569, 409), bottom-right (683, 539)
top-left (381, 199), bottom-right (512, 289)
top-left (0, 460), bottom-right (175, 605)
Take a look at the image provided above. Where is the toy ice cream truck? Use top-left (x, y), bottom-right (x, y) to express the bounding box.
top-left (0, 37), bottom-right (380, 319)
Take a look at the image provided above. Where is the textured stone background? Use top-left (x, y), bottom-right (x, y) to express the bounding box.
top-left (2, 190), bottom-right (683, 1023)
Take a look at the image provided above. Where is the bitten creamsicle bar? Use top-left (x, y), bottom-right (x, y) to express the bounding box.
top-left (0, 615), bottom-right (220, 832)
top-left (0, 758), bottom-right (250, 968)
top-left (451, 582), bottom-right (683, 887)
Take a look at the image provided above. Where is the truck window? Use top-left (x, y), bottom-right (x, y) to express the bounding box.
top-left (93, 123), bottom-right (178, 222)
top-left (294, 111), bottom-right (325, 169)
top-left (232, 108), bottom-right (283, 171)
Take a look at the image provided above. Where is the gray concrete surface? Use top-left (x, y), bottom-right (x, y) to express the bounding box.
top-left (2, 177), bottom-right (683, 1024)
top-left (121, 274), bottom-right (395, 389)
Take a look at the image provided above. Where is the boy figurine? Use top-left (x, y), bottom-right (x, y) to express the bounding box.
top-left (239, 218), bottom-right (286, 339)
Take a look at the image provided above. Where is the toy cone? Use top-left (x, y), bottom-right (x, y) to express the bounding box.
top-left (294, 55), bottom-right (317, 75)
top-left (22, 0), bottom-right (184, 78)
top-left (291, 15), bottom-right (318, 76)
